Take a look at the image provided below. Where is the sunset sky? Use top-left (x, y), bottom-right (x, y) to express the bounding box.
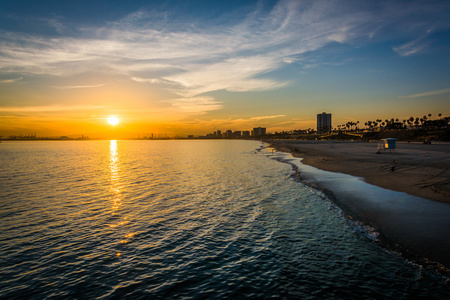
top-left (1, 0), bottom-right (449, 138)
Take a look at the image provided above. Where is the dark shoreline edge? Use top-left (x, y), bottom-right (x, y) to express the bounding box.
top-left (259, 143), bottom-right (450, 281)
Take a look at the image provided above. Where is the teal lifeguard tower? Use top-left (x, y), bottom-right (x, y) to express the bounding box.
top-left (377, 138), bottom-right (397, 152)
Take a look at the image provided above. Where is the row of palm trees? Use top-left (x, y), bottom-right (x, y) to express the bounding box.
top-left (269, 114), bottom-right (448, 137)
top-left (335, 113), bottom-right (447, 132)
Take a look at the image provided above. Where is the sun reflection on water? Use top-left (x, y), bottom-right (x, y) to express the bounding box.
top-left (109, 140), bottom-right (135, 255)
top-left (109, 140), bottom-right (121, 212)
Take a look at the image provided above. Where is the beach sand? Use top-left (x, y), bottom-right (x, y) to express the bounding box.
top-left (270, 140), bottom-right (450, 204)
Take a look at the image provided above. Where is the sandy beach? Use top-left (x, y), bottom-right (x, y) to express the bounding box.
top-left (270, 140), bottom-right (450, 204)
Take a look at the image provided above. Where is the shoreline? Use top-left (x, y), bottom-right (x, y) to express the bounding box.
top-left (265, 140), bottom-right (450, 272)
top-left (268, 140), bottom-right (450, 204)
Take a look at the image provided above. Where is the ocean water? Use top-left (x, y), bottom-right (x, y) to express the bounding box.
top-left (0, 140), bottom-right (449, 299)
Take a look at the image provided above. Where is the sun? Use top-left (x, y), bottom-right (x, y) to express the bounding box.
top-left (108, 116), bottom-right (120, 126)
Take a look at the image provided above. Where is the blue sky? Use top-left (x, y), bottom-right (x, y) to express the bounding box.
top-left (0, 0), bottom-right (449, 136)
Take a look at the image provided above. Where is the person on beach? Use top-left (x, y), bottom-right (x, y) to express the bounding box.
top-left (391, 160), bottom-right (396, 172)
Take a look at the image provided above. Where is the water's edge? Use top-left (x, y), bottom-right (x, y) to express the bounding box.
top-left (261, 143), bottom-right (450, 281)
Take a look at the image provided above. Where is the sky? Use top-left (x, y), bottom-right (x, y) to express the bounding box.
top-left (0, 0), bottom-right (449, 138)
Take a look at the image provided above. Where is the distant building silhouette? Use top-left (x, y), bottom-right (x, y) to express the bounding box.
top-left (317, 112), bottom-right (332, 134)
top-left (252, 127), bottom-right (266, 137)
top-left (198, 128), bottom-right (265, 139)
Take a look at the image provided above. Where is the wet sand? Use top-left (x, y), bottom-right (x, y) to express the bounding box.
top-left (270, 140), bottom-right (450, 204)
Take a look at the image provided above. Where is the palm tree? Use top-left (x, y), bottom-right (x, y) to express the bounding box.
top-left (408, 117), bottom-right (415, 129)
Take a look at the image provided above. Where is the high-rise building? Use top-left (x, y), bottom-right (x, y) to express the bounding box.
top-left (317, 112), bottom-right (332, 133)
top-left (252, 127), bottom-right (266, 137)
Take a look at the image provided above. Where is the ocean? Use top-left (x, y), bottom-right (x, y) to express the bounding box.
top-left (1, 140), bottom-right (449, 299)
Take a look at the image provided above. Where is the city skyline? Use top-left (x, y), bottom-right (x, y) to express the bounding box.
top-left (1, 0), bottom-right (450, 138)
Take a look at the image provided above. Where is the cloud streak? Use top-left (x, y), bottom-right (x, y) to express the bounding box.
top-left (393, 33), bottom-right (429, 56)
top-left (0, 77), bottom-right (23, 83)
top-left (161, 97), bottom-right (223, 114)
top-left (0, 105), bottom-right (105, 112)
top-left (51, 84), bottom-right (106, 89)
top-left (399, 88), bottom-right (450, 99)
top-left (250, 115), bottom-right (286, 121)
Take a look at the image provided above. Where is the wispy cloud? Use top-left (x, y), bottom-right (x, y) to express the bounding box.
top-left (131, 77), bottom-right (162, 84)
top-left (0, 105), bottom-right (105, 112)
top-left (0, 76), bottom-right (23, 83)
top-left (51, 84), bottom-right (106, 89)
top-left (165, 56), bottom-right (289, 97)
top-left (250, 115), bottom-right (286, 121)
top-left (393, 34), bottom-right (429, 56)
top-left (161, 97), bottom-right (223, 114)
top-left (44, 16), bottom-right (68, 34)
top-left (399, 88), bottom-right (450, 99)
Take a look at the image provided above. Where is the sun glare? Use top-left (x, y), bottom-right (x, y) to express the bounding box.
top-left (108, 116), bottom-right (119, 126)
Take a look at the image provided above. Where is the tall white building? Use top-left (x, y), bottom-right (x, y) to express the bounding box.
top-left (317, 112), bottom-right (332, 134)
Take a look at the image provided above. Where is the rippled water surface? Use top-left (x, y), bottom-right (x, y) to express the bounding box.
top-left (1, 140), bottom-right (449, 299)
